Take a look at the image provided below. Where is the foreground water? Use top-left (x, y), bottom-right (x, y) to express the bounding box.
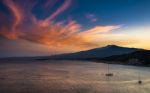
top-left (0, 59), bottom-right (149, 93)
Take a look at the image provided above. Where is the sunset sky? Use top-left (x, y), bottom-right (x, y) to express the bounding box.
top-left (0, 0), bottom-right (150, 57)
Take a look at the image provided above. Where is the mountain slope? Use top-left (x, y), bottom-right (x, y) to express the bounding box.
top-left (48, 45), bottom-right (141, 59)
top-left (101, 50), bottom-right (150, 66)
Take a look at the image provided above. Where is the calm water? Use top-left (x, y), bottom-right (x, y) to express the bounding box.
top-left (0, 60), bottom-right (150, 93)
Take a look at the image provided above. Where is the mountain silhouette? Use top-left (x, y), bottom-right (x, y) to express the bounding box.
top-left (101, 50), bottom-right (150, 66)
top-left (48, 45), bottom-right (141, 59)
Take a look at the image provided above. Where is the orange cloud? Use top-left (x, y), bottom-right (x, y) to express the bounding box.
top-left (3, 0), bottom-right (22, 31)
top-left (0, 0), bottom-right (120, 51)
top-left (81, 26), bottom-right (120, 35)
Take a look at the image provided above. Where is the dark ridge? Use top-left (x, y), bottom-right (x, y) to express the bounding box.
top-left (100, 50), bottom-right (150, 66)
top-left (48, 45), bottom-right (141, 59)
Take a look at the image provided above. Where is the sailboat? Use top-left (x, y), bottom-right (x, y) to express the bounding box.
top-left (105, 63), bottom-right (113, 77)
top-left (138, 71), bottom-right (142, 84)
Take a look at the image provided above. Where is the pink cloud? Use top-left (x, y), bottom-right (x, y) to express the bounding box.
top-left (0, 0), bottom-right (120, 51)
top-left (86, 14), bottom-right (98, 22)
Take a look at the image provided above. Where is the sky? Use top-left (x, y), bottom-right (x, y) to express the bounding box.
top-left (0, 0), bottom-right (150, 57)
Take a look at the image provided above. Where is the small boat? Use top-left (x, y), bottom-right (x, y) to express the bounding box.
top-left (138, 71), bottom-right (142, 84)
top-left (138, 80), bottom-right (142, 84)
top-left (105, 73), bottom-right (113, 76)
top-left (105, 63), bottom-right (113, 77)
